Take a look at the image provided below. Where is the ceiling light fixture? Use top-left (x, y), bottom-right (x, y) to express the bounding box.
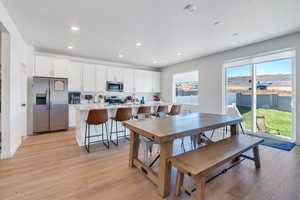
top-left (136, 42), bottom-right (142, 47)
top-left (177, 52), bottom-right (182, 56)
top-left (67, 45), bottom-right (73, 49)
top-left (153, 60), bottom-right (158, 64)
top-left (184, 4), bottom-right (197, 12)
top-left (118, 53), bottom-right (124, 58)
top-left (70, 26), bottom-right (80, 31)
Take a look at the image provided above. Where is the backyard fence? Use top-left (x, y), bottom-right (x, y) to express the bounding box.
top-left (228, 93), bottom-right (292, 112)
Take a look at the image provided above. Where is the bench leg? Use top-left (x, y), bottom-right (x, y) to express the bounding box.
top-left (253, 146), bottom-right (261, 168)
top-left (192, 176), bottom-right (206, 200)
top-left (175, 170), bottom-right (184, 196)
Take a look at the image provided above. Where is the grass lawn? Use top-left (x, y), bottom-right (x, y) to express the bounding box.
top-left (237, 106), bottom-right (292, 137)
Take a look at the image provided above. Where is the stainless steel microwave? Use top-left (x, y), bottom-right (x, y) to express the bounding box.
top-left (106, 81), bottom-right (124, 92)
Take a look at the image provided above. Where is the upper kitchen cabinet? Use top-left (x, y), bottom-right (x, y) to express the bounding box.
top-left (53, 58), bottom-right (70, 78)
top-left (35, 55), bottom-right (69, 78)
top-left (152, 71), bottom-right (160, 93)
top-left (35, 55), bottom-right (54, 77)
top-left (123, 68), bottom-right (134, 93)
top-left (82, 64), bottom-right (96, 92)
top-left (95, 65), bottom-right (107, 92)
top-left (68, 62), bottom-right (83, 92)
top-left (134, 70), bottom-right (153, 93)
top-left (106, 67), bottom-right (123, 82)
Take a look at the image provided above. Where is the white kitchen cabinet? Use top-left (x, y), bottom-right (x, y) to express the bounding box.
top-left (82, 64), bottom-right (96, 92)
top-left (107, 67), bottom-right (123, 82)
top-left (123, 68), bottom-right (134, 93)
top-left (68, 62), bottom-right (83, 91)
top-left (53, 58), bottom-right (70, 78)
top-left (152, 71), bottom-right (161, 93)
top-left (134, 70), bottom-right (152, 93)
top-left (35, 55), bottom-right (54, 77)
top-left (69, 105), bottom-right (76, 127)
top-left (35, 55), bottom-right (70, 78)
top-left (95, 65), bottom-right (107, 92)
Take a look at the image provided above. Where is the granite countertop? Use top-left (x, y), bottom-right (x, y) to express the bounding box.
top-left (73, 102), bottom-right (171, 111)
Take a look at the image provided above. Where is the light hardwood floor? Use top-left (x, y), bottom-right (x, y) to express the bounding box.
top-left (0, 129), bottom-right (300, 200)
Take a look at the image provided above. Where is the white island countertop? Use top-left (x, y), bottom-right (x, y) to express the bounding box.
top-left (73, 102), bottom-right (171, 111)
top-left (74, 102), bottom-right (172, 147)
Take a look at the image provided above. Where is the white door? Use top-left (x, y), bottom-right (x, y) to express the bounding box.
top-left (95, 65), bottom-right (107, 92)
top-left (82, 64), bottom-right (96, 92)
top-left (68, 62), bottom-right (83, 91)
top-left (134, 70), bottom-right (152, 93)
top-left (123, 69), bottom-right (134, 93)
top-left (152, 72), bottom-right (160, 93)
top-left (35, 55), bottom-right (54, 77)
top-left (17, 64), bottom-right (28, 137)
top-left (107, 67), bottom-right (123, 82)
top-left (53, 58), bottom-right (70, 78)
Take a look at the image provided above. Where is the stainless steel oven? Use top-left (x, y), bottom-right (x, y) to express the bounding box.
top-left (106, 81), bottom-right (124, 92)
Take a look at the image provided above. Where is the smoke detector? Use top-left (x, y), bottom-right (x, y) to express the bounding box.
top-left (184, 4), bottom-right (197, 12)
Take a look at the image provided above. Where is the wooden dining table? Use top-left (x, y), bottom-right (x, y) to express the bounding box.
top-left (123, 112), bottom-right (243, 198)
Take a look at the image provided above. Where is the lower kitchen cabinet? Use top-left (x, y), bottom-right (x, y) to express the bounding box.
top-left (69, 105), bottom-right (76, 127)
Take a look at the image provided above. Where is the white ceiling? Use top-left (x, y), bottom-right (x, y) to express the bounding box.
top-left (1, 0), bottom-right (300, 67)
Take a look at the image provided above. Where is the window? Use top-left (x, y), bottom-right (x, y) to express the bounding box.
top-left (173, 71), bottom-right (199, 105)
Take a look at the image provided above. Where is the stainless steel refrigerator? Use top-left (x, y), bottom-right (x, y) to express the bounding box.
top-left (32, 77), bottom-right (69, 133)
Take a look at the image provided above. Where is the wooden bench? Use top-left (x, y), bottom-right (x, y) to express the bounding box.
top-left (169, 135), bottom-right (264, 200)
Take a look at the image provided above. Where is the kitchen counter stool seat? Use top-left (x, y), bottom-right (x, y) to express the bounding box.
top-left (85, 109), bottom-right (110, 152)
top-left (110, 107), bottom-right (132, 146)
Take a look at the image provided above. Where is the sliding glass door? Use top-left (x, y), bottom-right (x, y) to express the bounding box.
top-left (225, 51), bottom-right (295, 140)
top-left (255, 59), bottom-right (293, 138)
top-left (226, 65), bottom-right (253, 131)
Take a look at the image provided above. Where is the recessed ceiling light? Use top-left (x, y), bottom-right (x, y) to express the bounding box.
top-left (184, 4), bottom-right (197, 12)
top-left (153, 60), bottom-right (158, 64)
top-left (136, 42), bottom-right (142, 47)
top-left (232, 33), bottom-right (239, 37)
top-left (118, 53), bottom-right (124, 58)
top-left (67, 45), bottom-right (73, 49)
top-left (177, 52), bottom-right (182, 56)
top-left (70, 26), bottom-right (80, 31)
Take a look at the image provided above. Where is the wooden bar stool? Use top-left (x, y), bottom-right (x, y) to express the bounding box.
top-left (110, 107), bottom-right (132, 146)
top-left (85, 109), bottom-right (109, 152)
top-left (168, 105), bottom-right (181, 116)
top-left (136, 106), bottom-right (151, 119)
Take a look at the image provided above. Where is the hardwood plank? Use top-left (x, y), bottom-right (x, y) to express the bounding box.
top-left (0, 129), bottom-right (299, 200)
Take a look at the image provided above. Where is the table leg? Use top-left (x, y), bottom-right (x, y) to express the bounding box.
top-left (129, 131), bottom-right (140, 168)
top-left (253, 146), bottom-right (261, 168)
top-left (230, 124), bottom-right (240, 163)
top-left (158, 141), bottom-right (173, 198)
top-left (230, 124), bottom-right (238, 136)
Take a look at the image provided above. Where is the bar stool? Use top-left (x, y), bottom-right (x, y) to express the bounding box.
top-left (85, 109), bottom-right (109, 153)
top-left (110, 107), bottom-right (133, 146)
top-left (154, 105), bottom-right (169, 117)
top-left (136, 106), bottom-right (151, 119)
top-left (168, 105), bottom-right (181, 116)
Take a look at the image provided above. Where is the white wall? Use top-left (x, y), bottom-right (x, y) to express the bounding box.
top-left (0, 1), bottom-right (34, 158)
top-left (161, 32), bottom-right (300, 144)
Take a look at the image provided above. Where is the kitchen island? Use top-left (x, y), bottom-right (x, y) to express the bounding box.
top-left (74, 102), bottom-right (171, 147)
